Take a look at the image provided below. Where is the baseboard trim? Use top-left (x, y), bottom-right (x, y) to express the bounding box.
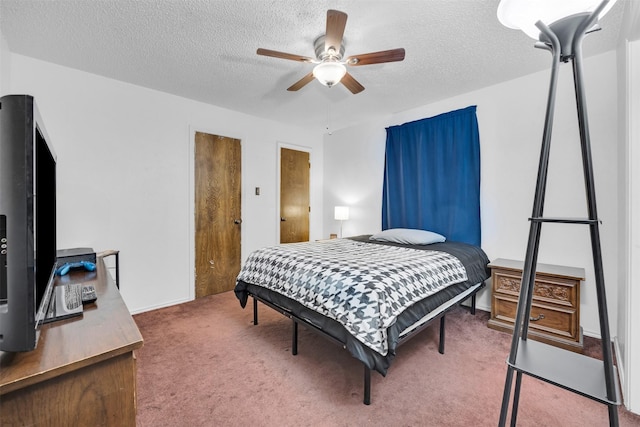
top-left (130, 297), bottom-right (191, 315)
top-left (614, 336), bottom-right (627, 407)
top-left (461, 300), bottom-right (491, 313)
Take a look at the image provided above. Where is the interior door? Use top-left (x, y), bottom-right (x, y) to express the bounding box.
top-left (194, 132), bottom-right (241, 297)
top-left (280, 147), bottom-right (310, 243)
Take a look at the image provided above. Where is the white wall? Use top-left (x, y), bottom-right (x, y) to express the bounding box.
top-left (614, 1), bottom-right (640, 413)
top-left (627, 37), bottom-right (640, 415)
top-left (617, 37), bottom-right (640, 414)
top-left (9, 54), bottom-right (323, 314)
top-left (323, 124), bottom-right (388, 238)
top-left (324, 50), bottom-right (619, 340)
top-left (0, 30), bottom-right (10, 95)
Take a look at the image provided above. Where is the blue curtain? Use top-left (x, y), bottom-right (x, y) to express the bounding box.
top-left (382, 105), bottom-right (481, 246)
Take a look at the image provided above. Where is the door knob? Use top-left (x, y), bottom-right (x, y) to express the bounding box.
top-left (280, 217), bottom-right (286, 221)
top-left (234, 219), bottom-right (242, 224)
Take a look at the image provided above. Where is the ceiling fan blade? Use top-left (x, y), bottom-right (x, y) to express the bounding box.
top-left (257, 48), bottom-right (314, 63)
top-left (346, 48), bottom-right (406, 66)
top-left (341, 72), bottom-right (365, 94)
top-left (287, 72), bottom-right (315, 91)
top-left (325, 10), bottom-right (348, 53)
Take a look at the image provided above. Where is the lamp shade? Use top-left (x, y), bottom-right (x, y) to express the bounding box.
top-left (334, 206), bottom-right (350, 221)
top-left (497, 0), bottom-right (618, 39)
top-left (313, 62), bottom-right (347, 87)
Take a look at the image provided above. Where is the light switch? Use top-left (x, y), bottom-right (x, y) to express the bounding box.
top-left (255, 187), bottom-right (260, 196)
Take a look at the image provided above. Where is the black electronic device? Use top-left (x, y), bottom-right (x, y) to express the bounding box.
top-left (81, 284), bottom-right (97, 304)
top-left (57, 247), bottom-right (96, 265)
top-left (0, 95), bottom-right (58, 352)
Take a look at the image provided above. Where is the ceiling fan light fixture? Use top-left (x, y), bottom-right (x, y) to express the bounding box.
top-left (313, 61), bottom-right (347, 88)
top-left (497, 0), bottom-right (618, 39)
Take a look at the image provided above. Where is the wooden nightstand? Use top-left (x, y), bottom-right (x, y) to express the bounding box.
top-left (487, 258), bottom-right (585, 353)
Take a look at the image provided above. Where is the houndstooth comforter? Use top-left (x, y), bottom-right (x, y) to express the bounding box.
top-left (236, 239), bottom-right (467, 355)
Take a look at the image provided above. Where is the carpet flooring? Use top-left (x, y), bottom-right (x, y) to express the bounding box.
top-left (133, 291), bottom-right (640, 426)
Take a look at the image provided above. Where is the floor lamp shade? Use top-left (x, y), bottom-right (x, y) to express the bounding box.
top-left (334, 206), bottom-right (349, 238)
top-left (334, 206), bottom-right (350, 221)
top-left (497, 0), bottom-right (618, 39)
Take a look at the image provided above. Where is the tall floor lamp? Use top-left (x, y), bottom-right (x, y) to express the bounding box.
top-left (334, 206), bottom-right (349, 238)
top-left (496, 1), bottom-right (620, 426)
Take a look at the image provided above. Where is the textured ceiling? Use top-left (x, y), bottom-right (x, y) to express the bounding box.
top-left (0, 0), bottom-right (632, 133)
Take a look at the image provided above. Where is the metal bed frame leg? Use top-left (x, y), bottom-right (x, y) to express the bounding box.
top-left (292, 320), bottom-right (298, 355)
top-left (438, 315), bottom-right (446, 354)
top-left (363, 365), bottom-right (371, 405)
top-left (470, 294), bottom-right (476, 315)
top-left (252, 297), bottom-right (258, 325)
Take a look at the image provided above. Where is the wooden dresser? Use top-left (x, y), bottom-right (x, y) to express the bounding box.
top-left (0, 259), bottom-right (143, 426)
top-left (487, 258), bottom-right (585, 353)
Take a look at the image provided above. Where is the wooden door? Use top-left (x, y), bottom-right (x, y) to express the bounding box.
top-left (280, 147), bottom-right (310, 243)
top-left (195, 132), bottom-right (241, 297)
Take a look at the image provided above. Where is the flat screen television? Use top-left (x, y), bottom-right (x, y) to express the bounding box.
top-left (0, 94), bottom-right (57, 352)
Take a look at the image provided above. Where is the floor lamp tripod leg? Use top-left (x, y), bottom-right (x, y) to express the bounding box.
top-left (510, 371), bottom-right (523, 427)
top-left (498, 367), bottom-right (515, 427)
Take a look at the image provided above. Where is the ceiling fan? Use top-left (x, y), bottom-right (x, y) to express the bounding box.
top-left (257, 9), bottom-right (405, 95)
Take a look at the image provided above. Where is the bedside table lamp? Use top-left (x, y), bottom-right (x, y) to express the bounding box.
top-left (496, 1), bottom-right (620, 426)
top-left (334, 206), bottom-right (349, 238)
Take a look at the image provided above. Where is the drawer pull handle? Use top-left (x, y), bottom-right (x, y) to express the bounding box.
top-left (530, 314), bottom-right (545, 322)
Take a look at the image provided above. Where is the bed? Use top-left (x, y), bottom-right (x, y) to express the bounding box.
top-left (234, 233), bottom-right (490, 404)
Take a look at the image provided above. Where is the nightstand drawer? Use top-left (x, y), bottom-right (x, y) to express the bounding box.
top-left (493, 295), bottom-right (578, 341)
top-left (493, 270), bottom-right (579, 309)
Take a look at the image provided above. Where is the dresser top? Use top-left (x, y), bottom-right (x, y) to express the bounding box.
top-left (0, 260), bottom-right (143, 395)
top-left (488, 258), bottom-right (585, 280)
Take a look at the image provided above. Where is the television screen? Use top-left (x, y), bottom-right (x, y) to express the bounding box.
top-left (34, 124), bottom-right (57, 326)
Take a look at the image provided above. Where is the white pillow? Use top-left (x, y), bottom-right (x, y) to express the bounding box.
top-left (369, 228), bottom-right (446, 245)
